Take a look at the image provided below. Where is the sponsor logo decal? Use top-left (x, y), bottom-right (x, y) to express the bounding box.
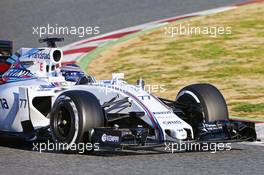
top-left (153, 111), bottom-right (171, 115)
top-left (101, 134), bottom-right (120, 143)
top-left (163, 120), bottom-right (182, 125)
top-left (29, 52), bottom-right (50, 60)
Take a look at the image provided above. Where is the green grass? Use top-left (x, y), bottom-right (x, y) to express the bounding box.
top-left (192, 43), bottom-right (229, 59)
top-left (233, 103), bottom-right (264, 113)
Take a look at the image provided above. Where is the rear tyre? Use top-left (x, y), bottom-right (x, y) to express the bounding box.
top-left (50, 90), bottom-right (104, 153)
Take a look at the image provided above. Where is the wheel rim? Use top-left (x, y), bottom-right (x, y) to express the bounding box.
top-left (56, 106), bottom-right (72, 137)
top-left (177, 91), bottom-right (205, 123)
top-left (177, 92), bottom-right (205, 138)
top-left (53, 103), bottom-right (75, 141)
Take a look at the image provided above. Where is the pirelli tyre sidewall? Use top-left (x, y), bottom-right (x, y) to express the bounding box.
top-left (50, 90), bottom-right (104, 150)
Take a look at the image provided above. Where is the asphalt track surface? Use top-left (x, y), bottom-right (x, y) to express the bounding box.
top-left (1, 0), bottom-right (263, 175)
top-left (0, 140), bottom-right (263, 175)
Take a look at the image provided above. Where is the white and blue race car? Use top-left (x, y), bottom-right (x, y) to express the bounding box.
top-left (0, 38), bottom-right (256, 152)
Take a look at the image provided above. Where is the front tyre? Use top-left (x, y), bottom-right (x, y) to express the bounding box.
top-left (50, 90), bottom-right (104, 152)
top-left (176, 83), bottom-right (228, 124)
top-left (176, 84), bottom-right (228, 122)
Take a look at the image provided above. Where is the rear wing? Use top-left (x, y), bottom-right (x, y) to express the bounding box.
top-left (0, 40), bottom-right (13, 62)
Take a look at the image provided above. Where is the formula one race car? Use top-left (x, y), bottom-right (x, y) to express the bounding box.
top-left (0, 38), bottom-right (257, 152)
